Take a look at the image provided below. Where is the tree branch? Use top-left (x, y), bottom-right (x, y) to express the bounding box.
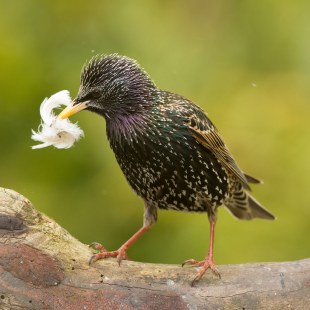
top-left (0, 187), bottom-right (309, 309)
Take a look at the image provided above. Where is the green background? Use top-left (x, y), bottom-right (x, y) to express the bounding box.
top-left (1, 1), bottom-right (309, 265)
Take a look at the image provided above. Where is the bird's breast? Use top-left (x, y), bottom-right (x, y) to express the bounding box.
top-left (107, 120), bottom-right (230, 213)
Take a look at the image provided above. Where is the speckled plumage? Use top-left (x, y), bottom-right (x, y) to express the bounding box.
top-left (108, 92), bottom-right (230, 215)
top-left (68, 54), bottom-right (275, 285)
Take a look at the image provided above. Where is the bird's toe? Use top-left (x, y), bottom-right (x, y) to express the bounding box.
top-left (89, 242), bottom-right (107, 252)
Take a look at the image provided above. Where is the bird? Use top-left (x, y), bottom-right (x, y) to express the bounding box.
top-left (58, 54), bottom-right (275, 286)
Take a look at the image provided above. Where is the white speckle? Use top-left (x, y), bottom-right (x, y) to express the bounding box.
top-left (251, 82), bottom-right (257, 87)
top-left (167, 279), bottom-right (175, 286)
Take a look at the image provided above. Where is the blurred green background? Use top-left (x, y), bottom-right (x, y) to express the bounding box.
top-left (0, 1), bottom-right (309, 265)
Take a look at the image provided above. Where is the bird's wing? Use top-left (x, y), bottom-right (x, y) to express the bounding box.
top-left (186, 114), bottom-right (250, 190)
top-left (162, 92), bottom-right (250, 190)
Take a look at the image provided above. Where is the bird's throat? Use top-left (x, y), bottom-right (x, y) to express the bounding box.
top-left (106, 113), bottom-right (149, 146)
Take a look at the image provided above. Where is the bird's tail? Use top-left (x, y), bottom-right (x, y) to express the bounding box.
top-left (224, 182), bottom-right (275, 220)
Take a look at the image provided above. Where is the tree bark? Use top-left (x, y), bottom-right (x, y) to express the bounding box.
top-left (0, 187), bottom-right (309, 310)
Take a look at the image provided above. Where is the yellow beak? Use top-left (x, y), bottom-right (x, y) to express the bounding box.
top-left (58, 101), bottom-right (88, 119)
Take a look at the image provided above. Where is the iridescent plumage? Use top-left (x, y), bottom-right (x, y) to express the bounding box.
top-left (63, 54), bottom-right (275, 286)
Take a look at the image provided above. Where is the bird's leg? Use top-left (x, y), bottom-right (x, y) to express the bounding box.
top-left (89, 203), bottom-right (157, 266)
top-left (182, 216), bottom-right (221, 286)
top-left (89, 225), bottom-right (150, 265)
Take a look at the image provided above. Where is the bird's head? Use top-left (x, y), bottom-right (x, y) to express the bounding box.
top-left (58, 54), bottom-right (157, 120)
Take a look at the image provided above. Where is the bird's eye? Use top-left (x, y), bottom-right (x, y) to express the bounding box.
top-left (91, 89), bottom-right (101, 99)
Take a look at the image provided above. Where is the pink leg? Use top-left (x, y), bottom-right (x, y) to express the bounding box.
top-left (89, 226), bottom-right (150, 265)
top-left (182, 219), bottom-right (221, 286)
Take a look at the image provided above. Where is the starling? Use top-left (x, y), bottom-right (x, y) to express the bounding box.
top-left (58, 54), bottom-right (275, 286)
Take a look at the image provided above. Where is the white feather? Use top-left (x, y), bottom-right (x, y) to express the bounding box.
top-left (31, 90), bottom-right (84, 149)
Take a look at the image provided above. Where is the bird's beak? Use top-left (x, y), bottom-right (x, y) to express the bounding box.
top-left (58, 100), bottom-right (89, 120)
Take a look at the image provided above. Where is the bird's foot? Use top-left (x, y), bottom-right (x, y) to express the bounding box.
top-left (182, 257), bottom-right (221, 286)
top-left (89, 242), bottom-right (128, 266)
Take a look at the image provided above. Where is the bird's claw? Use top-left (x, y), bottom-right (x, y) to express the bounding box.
top-left (88, 242), bottom-right (128, 265)
top-left (89, 242), bottom-right (107, 252)
top-left (182, 259), bottom-right (199, 267)
top-left (182, 257), bottom-right (221, 286)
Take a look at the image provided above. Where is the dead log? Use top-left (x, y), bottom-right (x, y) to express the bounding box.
top-left (0, 187), bottom-right (309, 310)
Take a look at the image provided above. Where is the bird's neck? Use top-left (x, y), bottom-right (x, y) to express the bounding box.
top-left (106, 112), bottom-right (150, 146)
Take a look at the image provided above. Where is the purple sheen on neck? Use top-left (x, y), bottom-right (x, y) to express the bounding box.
top-left (107, 112), bottom-right (147, 143)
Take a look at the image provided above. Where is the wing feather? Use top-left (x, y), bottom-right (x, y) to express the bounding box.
top-left (163, 93), bottom-right (252, 191)
top-left (187, 119), bottom-right (250, 190)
